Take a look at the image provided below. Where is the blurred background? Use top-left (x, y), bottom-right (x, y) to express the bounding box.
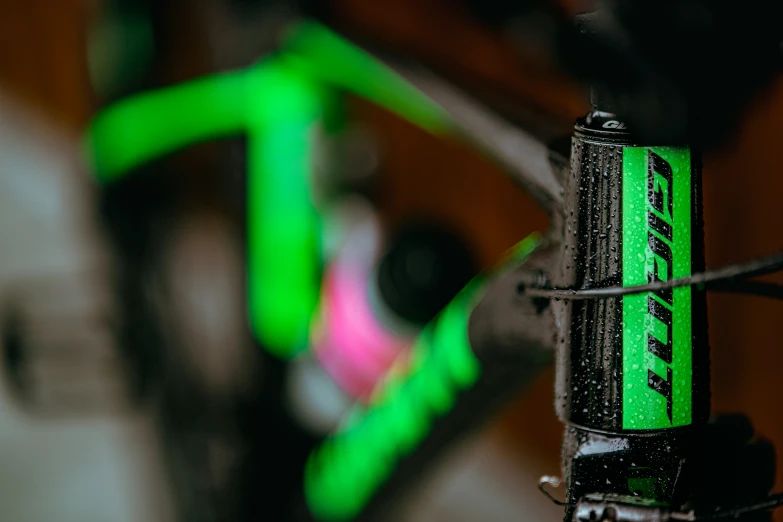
top-left (0, 0), bottom-right (782, 521)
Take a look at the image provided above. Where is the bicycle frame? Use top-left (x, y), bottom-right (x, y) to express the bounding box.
top-left (87, 21), bottom-right (454, 359)
top-left (303, 114), bottom-right (709, 522)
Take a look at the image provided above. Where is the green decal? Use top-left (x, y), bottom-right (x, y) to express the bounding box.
top-left (622, 147), bottom-right (692, 430)
top-left (627, 477), bottom-right (659, 499)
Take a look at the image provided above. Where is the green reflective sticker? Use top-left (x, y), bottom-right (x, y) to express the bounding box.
top-left (622, 147), bottom-right (692, 430)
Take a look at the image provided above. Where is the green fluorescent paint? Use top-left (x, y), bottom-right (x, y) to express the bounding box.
top-left (622, 147), bottom-right (693, 430)
top-left (304, 234), bottom-right (542, 521)
top-left (280, 21), bottom-right (453, 135)
top-left (245, 62), bottom-right (323, 358)
top-left (86, 69), bottom-right (247, 181)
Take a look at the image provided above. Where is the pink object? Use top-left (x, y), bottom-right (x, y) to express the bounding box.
top-left (314, 261), bottom-right (411, 401)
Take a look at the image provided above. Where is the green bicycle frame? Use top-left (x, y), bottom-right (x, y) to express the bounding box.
top-left (86, 21), bottom-right (453, 358)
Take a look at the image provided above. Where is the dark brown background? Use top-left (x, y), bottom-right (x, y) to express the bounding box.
top-left (2, 0), bottom-right (782, 515)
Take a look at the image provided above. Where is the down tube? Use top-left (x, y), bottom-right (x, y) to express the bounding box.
top-left (303, 234), bottom-right (555, 521)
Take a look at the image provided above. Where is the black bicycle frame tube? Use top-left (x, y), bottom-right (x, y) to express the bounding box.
top-left (302, 237), bottom-right (559, 521)
top-left (554, 102), bottom-right (710, 520)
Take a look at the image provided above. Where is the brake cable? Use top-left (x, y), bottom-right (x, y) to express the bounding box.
top-left (522, 250), bottom-right (783, 301)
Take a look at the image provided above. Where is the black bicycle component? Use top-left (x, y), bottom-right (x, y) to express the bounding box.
top-left (381, 59), bottom-right (567, 213)
top-left (539, 476), bottom-right (570, 507)
top-left (555, 109), bottom-right (631, 433)
top-left (574, 494), bottom-right (687, 522)
top-left (568, 3), bottom-right (783, 147)
top-left (302, 242), bottom-right (559, 521)
top-left (465, 1), bottom-right (783, 146)
top-left (541, 414), bottom-right (778, 521)
top-left (375, 222), bottom-right (477, 326)
top-left (553, 99), bottom-right (710, 520)
top-left (573, 492), bottom-right (783, 522)
top-left (228, 0), bottom-right (330, 18)
top-left (694, 494), bottom-right (783, 522)
top-left (359, 247), bottom-right (558, 520)
top-left (687, 414), bottom-right (776, 522)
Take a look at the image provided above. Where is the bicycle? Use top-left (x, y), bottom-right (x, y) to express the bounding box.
top-left (297, 11), bottom-right (783, 522)
top-left (87, 6), bottom-right (783, 522)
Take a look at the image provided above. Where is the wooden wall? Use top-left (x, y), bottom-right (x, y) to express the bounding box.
top-left (0, 0), bottom-right (93, 131)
